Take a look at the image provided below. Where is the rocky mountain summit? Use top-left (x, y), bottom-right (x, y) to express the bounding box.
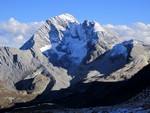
top-left (21, 13), bottom-right (120, 74)
top-left (0, 14), bottom-right (150, 112)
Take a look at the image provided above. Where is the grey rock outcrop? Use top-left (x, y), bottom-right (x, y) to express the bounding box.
top-left (72, 40), bottom-right (150, 83)
top-left (0, 46), bottom-right (71, 108)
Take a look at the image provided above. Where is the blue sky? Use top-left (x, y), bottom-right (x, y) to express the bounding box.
top-left (0, 0), bottom-right (150, 48)
top-left (0, 0), bottom-right (150, 24)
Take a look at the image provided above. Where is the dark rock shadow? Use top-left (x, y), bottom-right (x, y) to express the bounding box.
top-left (50, 63), bottom-right (150, 108)
top-left (1, 63), bottom-right (150, 112)
top-left (70, 40), bottom-right (134, 84)
top-left (15, 78), bottom-right (34, 90)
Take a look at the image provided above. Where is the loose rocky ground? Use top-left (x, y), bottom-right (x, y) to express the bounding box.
top-left (3, 87), bottom-right (150, 113)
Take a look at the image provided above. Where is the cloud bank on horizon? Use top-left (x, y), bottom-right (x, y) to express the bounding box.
top-left (0, 18), bottom-right (150, 48)
top-left (0, 18), bottom-right (44, 48)
top-left (104, 23), bottom-right (150, 43)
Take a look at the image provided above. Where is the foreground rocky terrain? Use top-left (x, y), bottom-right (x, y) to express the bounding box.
top-left (0, 14), bottom-right (150, 112)
top-left (3, 64), bottom-right (150, 113)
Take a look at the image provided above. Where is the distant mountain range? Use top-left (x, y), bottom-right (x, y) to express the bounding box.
top-left (0, 14), bottom-right (150, 112)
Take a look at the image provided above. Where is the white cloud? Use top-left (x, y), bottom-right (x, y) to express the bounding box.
top-left (0, 18), bottom-right (44, 48)
top-left (104, 22), bottom-right (150, 44)
top-left (0, 37), bottom-right (9, 46)
top-left (0, 18), bottom-right (150, 48)
top-left (13, 35), bottom-right (25, 44)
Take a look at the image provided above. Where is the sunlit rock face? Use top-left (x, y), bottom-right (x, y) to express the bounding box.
top-left (21, 13), bottom-right (120, 74)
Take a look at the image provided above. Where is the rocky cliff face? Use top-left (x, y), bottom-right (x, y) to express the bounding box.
top-left (0, 14), bottom-right (150, 110)
top-left (21, 13), bottom-right (120, 74)
top-left (0, 46), bottom-right (71, 108)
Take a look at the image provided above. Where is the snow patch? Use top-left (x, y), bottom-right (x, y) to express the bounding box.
top-left (57, 13), bottom-right (79, 23)
top-left (110, 43), bottom-right (128, 58)
top-left (51, 43), bottom-right (65, 58)
top-left (93, 22), bottom-right (106, 32)
top-left (42, 43), bottom-right (65, 59)
top-left (64, 36), bottom-right (87, 64)
top-left (40, 45), bottom-right (52, 52)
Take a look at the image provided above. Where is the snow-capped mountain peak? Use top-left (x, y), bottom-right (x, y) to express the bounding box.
top-left (54, 13), bottom-right (79, 23)
top-left (109, 40), bottom-right (133, 59)
top-left (46, 13), bottom-right (79, 30)
top-left (93, 21), bottom-right (107, 32)
top-left (21, 14), bottom-right (120, 73)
